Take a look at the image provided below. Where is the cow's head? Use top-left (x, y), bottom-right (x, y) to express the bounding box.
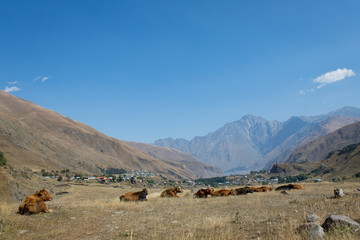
top-left (175, 186), bottom-right (182, 193)
top-left (206, 187), bottom-right (214, 195)
top-left (244, 187), bottom-right (253, 193)
top-left (141, 188), bottom-right (148, 195)
top-left (36, 189), bottom-right (53, 201)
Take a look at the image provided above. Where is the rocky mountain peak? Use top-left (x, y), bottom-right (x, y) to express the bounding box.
top-left (154, 106), bottom-right (360, 174)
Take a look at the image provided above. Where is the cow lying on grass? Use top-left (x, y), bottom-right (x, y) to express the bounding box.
top-left (18, 189), bottom-right (53, 215)
top-left (234, 186), bottom-right (253, 195)
top-left (251, 186), bottom-right (273, 192)
top-left (119, 188), bottom-right (148, 201)
top-left (160, 186), bottom-right (182, 198)
top-left (211, 189), bottom-right (236, 197)
top-left (275, 184), bottom-right (305, 191)
top-left (193, 187), bottom-right (214, 198)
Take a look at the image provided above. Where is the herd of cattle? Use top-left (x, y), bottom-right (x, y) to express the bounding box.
top-left (18, 184), bottom-right (305, 214)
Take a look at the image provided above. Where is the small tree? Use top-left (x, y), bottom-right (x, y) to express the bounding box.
top-left (0, 152), bottom-right (7, 166)
top-left (57, 176), bottom-right (63, 182)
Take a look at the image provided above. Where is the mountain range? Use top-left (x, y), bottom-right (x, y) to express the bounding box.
top-left (0, 91), bottom-right (221, 179)
top-left (154, 107), bottom-right (360, 174)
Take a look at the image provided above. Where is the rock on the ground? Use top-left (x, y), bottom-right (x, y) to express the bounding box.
top-left (322, 215), bottom-right (360, 232)
top-left (334, 188), bottom-right (345, 198)
top-left (17, 230), bottom-right (28, 235)
top-left (281, 190), bottom-right (290, 195)
top-left (307, 214), bottom-right (321, 224)
top-left (297, 223), bottom-right (325, 240)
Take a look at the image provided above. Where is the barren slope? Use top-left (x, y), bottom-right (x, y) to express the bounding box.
top-left (0, 91), bottom-right (205, 180)
top-left (286, 121), bottom-right (360, 163)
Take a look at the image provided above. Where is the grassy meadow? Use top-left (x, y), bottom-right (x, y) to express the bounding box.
top-left (1, 181), bottom-right (360, 240)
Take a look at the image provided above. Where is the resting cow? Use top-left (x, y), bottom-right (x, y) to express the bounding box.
top-left (18, 189), bottom-right (53, 215)
top-left (212, 189), bottom-right (236, 197)
top-left (160, 186), bottom-right (182, 198)
top-left (251, 186), bottom-right (273, 192)
top-left (193, 187), bottom-right (214, 198)
top-left (235, 186), bottom-right (253, 195)
top-left (119, 188), bottom-right (148, 201)
top-left (275, 184), bottom-right (305, 191)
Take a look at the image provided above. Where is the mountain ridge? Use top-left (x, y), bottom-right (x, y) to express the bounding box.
top-left (154, 106), bottom-right (360, 174)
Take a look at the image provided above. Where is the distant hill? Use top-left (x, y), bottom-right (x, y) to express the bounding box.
top-left (270, 142), bottom-right (360, 180)
top-left (155, 107), bottom-right (360, 174)
top-left (0, 91), bottom-right (220, 180)
top-left (285, 121), bottom-right (360, 164)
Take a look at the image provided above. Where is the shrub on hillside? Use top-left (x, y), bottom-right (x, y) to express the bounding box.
top-left (0, 152), bottom-right (7, 166)
top-left (338, 143), bottom-right (360, 155)
top-left (278, 174), bottom-right (308, 183)
top-left (323, 168), bottom-right (334, 175)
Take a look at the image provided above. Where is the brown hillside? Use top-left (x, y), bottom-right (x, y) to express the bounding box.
top-left (0, 91), bottom-right (204, 180)
top-left (286, 120), bottom-right (360, 163)
top-left (270, 143), bottom-right (360, 180)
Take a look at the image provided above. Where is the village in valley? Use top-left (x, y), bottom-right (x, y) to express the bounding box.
top-left (37, 167), bottom-right (331, 188)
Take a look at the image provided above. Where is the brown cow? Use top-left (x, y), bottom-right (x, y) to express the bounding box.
top-left (292, 184), bottom-right (305, 190)
top-left (275, 184), bottom-right (305, 191)
top-left (235, 186), bottom-right (253, 195)
top-left (119, 188), bottom-right (148, 201)
top-left (160, 186), bottom-right (182, 198)
top-left (18, 189), bottom-right (53, 215)
top-left (193, 187), bottom-right (214, 198)
top-left (251, 186), bottom-right (273, 192)
top-left (212, 189), bottom-right (236, 197)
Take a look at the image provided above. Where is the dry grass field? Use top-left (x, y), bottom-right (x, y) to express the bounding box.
top-left (1, 181), bottom-right (360, 240)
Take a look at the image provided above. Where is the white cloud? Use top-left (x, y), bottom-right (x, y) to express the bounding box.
top-left (298, 88), bottom-right (315, 96)
top-left (299, 68), bottom-right (356, 96)
top-left (313, 68), bottom-right (355, 85)
top-left (299, 90), bottom-right (305, 95)
top-left (8, 81), bottom-right (19, 85)
top-left (4, 86), bottom-right (21, 93)
top-left (34, 75), bottom-right (49, 82)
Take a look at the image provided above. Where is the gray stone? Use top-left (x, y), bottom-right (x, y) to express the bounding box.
top-left (297, 223), bottom-right (325, 240)
top-left (322, 215), bottom-right (360, 232)
top-left (307, 214), bottom-right (321, 223)
top-left (281, 190), bottom-right (290, 195)
top-left (17, 230), bottom-right (28, 235)
top-left (334, 188), bottom-right (345, 198)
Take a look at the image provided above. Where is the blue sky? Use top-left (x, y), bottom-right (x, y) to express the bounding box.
top-left (1, 1), bottom-right (360, 143)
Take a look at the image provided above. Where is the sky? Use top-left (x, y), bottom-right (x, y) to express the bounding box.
top-left (1, 1), bottom-right (360, 143)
